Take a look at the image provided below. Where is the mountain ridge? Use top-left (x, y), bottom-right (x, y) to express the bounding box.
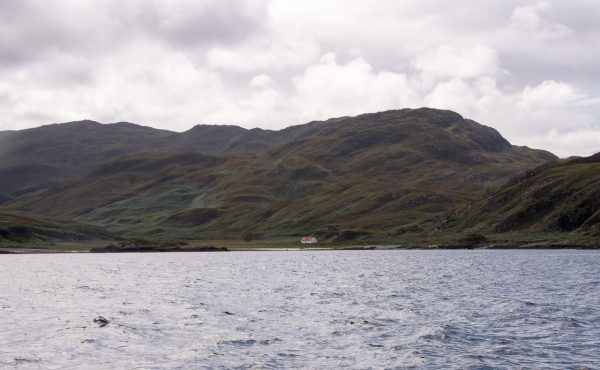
top-left (0, 108), bottom-right (558, 243)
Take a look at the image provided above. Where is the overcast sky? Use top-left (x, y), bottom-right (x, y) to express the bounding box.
top-left (1, 0), bottom-right (599, 156)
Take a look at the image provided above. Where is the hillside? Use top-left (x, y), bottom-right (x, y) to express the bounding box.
top-left (438, 153), bottom-right (600, 244)
top-left (0, 121), bottom-right (178, 196)
top-left (0, 119), bottom-right (329, 196)
top-left (0, 108), bottom-right (557, 242)
top-left (0, 212), bottom-right (115, 247)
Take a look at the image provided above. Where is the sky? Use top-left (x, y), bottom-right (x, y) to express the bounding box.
top-left (1, 0), bottom-right (599, 157)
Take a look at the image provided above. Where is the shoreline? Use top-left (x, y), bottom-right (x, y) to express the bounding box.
top-left (1, 243), bottom-right (599, 254)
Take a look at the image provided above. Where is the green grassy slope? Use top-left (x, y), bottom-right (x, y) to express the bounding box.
top-left (437, 153), bottom-right (600, 244)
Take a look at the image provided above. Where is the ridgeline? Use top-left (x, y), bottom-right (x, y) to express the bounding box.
top-left (6, 107), bottom-right (591, 250)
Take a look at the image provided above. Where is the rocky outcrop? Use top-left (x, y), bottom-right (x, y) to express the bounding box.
top-left (93, 316), bottom-right (109, 327)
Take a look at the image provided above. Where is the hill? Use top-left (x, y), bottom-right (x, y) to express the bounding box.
top-left (437, 153), bottom-right (600, 245)
top-left (0, 108), bottom-right (557, 243)
top-left (0, 212), bottom-right (115, 248)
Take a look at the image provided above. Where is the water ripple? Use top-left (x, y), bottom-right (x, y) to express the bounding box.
top-left (0, 250), bottom-right (599, 368)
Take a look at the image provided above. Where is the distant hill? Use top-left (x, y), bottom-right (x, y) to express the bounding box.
top-left (0, 120), bottom-right (184, 194)
top-left (0, 108), bottom-right (557, 242)
top-left (438, 153), bottom-right (600, 243)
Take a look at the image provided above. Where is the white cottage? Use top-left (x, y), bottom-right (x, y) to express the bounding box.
top-left (300, 236), bottom-right (318, 244)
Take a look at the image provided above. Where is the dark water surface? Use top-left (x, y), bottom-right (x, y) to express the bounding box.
top-left (1, 250), bottom-right (599, 369)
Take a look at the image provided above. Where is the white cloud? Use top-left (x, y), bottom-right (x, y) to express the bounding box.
top-left (414, 45), bottom-right (499, 80)
top-left (511, 1), bottom-right (550, 29)
top-left (206, 39), bottom-right (320, 73)
top-left (249, 74), bottom-right (273, 88)
top-left (493, 80), bottom-right (597, 149)
top-left (525, 129), bottom-right (600, 157)
top-left (290, 53), bottom-right (419, 121)
top-left (519, 80), bottom-right (584, 109)
top-left (1, 0), bottom-right (600, 156)
top-left (510, 1), bottom-right (573, 40)
top-left (575, 97), bottom-right (600, 107)
top-left (425, 78), bottom-right (483, 116)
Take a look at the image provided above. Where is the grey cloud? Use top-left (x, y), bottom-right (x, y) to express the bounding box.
top-left (148, 0), bottom-right (268, 47)
top-left (552, 1), bottom-right (600, 32)
top-left (0, 0), bottom-right (267, 68)
top-left (0, 1), bottom-right (118, 67)
top-left (0, 0), bottom-right (599, 156)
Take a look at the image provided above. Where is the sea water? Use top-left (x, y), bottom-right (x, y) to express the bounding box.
top-left (1, 250), bottom-right (599, 369)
